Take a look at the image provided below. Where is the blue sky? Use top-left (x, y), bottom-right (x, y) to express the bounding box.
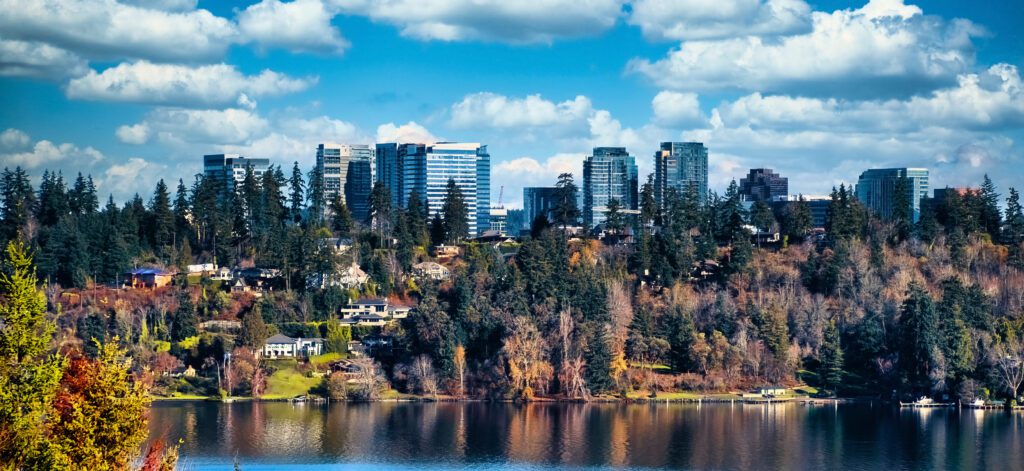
top-left (1, 0), bottom-right (1022, 208)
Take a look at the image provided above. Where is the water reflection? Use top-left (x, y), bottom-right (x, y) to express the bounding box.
top-left (149, 402), bottom-right (1024, 470)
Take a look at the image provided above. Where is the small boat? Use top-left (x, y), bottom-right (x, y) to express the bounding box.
top-left (915, 396), bottom-right (934, 406)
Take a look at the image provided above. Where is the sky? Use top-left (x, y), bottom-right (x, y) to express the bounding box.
top-left (0, 0), bottom-right (1022, 209)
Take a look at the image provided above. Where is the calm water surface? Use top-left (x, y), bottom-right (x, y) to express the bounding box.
top-left (148, 401), bottom-right (1024, 470)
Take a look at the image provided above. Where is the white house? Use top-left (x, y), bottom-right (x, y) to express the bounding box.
top-left (263, 334), bottom-right (324, 358)
top-left (412, 261), bottom-right (451, 281)
top-left (187, 263), bottom-right (216, 274)
top-left (339, 298), bottom-right (411, 326)
top-left (306, 263), bottom-right (369, 290)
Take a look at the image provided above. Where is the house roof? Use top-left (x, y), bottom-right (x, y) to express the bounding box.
top-left (352, 298), bottom-right (386, 305)
top-left (265, 334), bottom-right (294, 344)
top-left (129, 267), bottom-right (175, 276)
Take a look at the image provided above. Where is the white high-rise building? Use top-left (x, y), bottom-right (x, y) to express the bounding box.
top-left (316, 144), bottom-right (376, 222)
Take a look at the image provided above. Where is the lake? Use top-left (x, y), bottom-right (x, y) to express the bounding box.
top-left (149, 401), bottom-right (1024, 470)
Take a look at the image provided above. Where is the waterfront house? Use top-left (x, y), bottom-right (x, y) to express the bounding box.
top-left (186, 263), bottom-right (216, 275)
top-left (262, 334), bottom-right (324, 358)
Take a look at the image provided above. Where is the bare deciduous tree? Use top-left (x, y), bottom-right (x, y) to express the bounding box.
top-left (994, 340), bottom-right (1024, 400)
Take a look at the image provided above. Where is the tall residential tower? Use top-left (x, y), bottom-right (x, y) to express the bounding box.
top-left (316, 144), bottom-right (375, 222)
top-left (583, 147), bottom-right (638, 228)
top-left (654, 142), bottom-right (708, 207)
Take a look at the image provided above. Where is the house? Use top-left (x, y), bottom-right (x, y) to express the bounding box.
top-left (338, 298), bottom-right (411, 326)
top-left (126, 267), bottom-right (176, 288)
top-left (305, 263), bottom-right (368, 290)
top-left (325, 237), bottom-right (353, 254)
top-left (262, 334), bottom-right (324, 359)
top-left (211, 266), bottom-right (232, 280)
top-left (757, 386), bottom-right (788, 397)
top-left (412, 261), bottom-right (450, 281)
top-left (186, 263), bottom-right (216, 274)
top-left (236, 267), bottom-right (282, 292)
top-left (433, 244), bottom-right (461, 258)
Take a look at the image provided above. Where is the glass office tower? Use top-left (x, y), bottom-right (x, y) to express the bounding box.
top-left (583, 147), bottom-right (638, 228)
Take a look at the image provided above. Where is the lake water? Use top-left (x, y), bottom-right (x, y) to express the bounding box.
top-left (149, 401), bottom-right (1024, 470)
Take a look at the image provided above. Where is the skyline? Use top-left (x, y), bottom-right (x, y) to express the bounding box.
top-left (1, 0), bottom-right (1022, 208)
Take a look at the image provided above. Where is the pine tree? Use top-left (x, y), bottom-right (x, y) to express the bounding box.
top-left (329, 194), bottom-right (354, 237)
top-left (171, 291), bottom-right (197, 342)
top-left (1004, 188), bottom-right (1024, 268)
top-left (441, 179), bottom-right (469, 243)
top-left (306, 166), bottom-right (325, 225)
top-left (0, 167), bottom-right (36, 242)
top-left (820, 321), bottom-right (844, 394)
top-left (890, 175), bottom-right (913, 243)
top-left (898, 282), bottom-right (938, 393)
top-left (639, 174), bottom-right (657, 229)
top-left (289, 162), bottom-right (305, 223)
top-left (552, 173), bottom-right (579, 227)
top-left (0, 241), bottom-right (64, 468)
top-left (238, 306), bottom-right (271, 352)
top-left (750, 200), bottom-right (775, 234)
top-left (979, 175), bottom-right (1002, 240)
top-left (405, 190), bottom-right (429, 247)
top-left (368, 182), bottom-right (393, 239)
top-left (604, 198), bottom-right (625, 234)
top-left (149, 179), bottom-right (174, 256)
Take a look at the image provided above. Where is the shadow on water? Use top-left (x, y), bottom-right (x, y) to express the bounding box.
top-left (148, 401), bottom-right (1024, 471)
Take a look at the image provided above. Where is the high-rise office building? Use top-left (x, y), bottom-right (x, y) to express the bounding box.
top-left (203, 154), bottom-right (270, 188)
top-left (388, 142), bottom-right (489, 236)
top-left (739, 168), bottom-right (788, 202)
top-left (583, 147), bottom-right (638, 228)
top-left (855, 168), bottom-right (929, 222)
top-left (770, 195), bottom-right (831, 229)
top-left (316, 144), bottom-right (375, 222)
top-left (523, 187), bottom-right (559, 228)
top-left (654, 142), bottom-right (708, 207)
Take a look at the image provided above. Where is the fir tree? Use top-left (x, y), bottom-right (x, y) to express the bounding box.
top-left (441, 179), bottom-right (469, 243)
top-left (552, 173), bottom-right (579, 227)
top-left (979, 175), bottom-right (1002, 240)
top-left (171, 292), bottom-right (197, 342)
top-left (820, 321), bottom-right (844, 394)
top-left (289, 161), bottom-right (305, 223)
top-left (1004, 188), bottom-right (1024, 268)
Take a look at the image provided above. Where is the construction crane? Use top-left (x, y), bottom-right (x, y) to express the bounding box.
top-left (496, 185), bottom-right (504, 209)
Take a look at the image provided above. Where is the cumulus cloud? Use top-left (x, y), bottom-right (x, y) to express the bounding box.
top-left (238, 0), bottom-right (349, 54)
top-left (651, 91), bottom-right (705, 127)
top-left (0, 130), bottom-right (104, 170)
top-left (714, 64), bottom-right (1024, 132)
top-left (493, 153), bottom-right (584, 207)
top-left (450, 93), bottom-right (592, 129)
top-left (376, 121), bottom-right (439, 144)
top-left (120, 0), bottom-right (198, 12)
top-left (0, 39), bottom-right (89, 80)
top-left (115, 123), bottom-right (151, 144)
top-left (66, 61), bottom-right (317, 107)
top-left (96, 157), bottom-right (169, 199)
top-left (628, 0), bottom-right (812, 41)
top-left (627, 0), bottom-right (982, 97)
top-left (0, 0), bottom-right (237, 62)
top-left (129, 108), bottom-right (271, 145)
top-left (335, 0), bottom-right (624, 43)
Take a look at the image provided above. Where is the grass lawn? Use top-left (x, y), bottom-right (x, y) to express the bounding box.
top-left (264, 367), bottom-right (321, 399)
top-left (309, 352), bottom-right (347, 366)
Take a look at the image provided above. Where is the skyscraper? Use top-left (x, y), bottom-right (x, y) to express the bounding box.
top-left (654, 142), bottom-right (708, 207)
top-left (523, 187), bottom-right (559, 228)
top-left (855, 167), bottom-right (929, 222)
top-left (391, 142), bottom-right (490, 236)
top-left (316, 144), bottom-right (375, 222)
top-left (739, 168), bottom-right (788, 202)
top-left (583, 147), bottom-right (638, 228)
top-left (203, 154), bottom-right (270, 188)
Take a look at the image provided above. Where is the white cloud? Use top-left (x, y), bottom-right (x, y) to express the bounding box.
top-left (628, 0), bottom-right (812, 41)
top-left (627, 0), bottom-right (982, 97)
top-left (0, 0), bottom-right (237, 62)
top-left (120, 0), bottom-right (198, 12)
top-left (115, 123), bottom-right (151, 144)
top-left (336, 0), bottom-right (624, 43)
top-left (376, 121), bottom-right (438, 144)
top-left (66, 61), bottom-right (317, 107)
top-left (238, 0), bottom-right (349, 55)
top-left (140, 108), bottom-right (271, 145)
top-left (450, 93), bottom-right (592, 129)
top-left (97, 157), bottom-right (169, 199)
top-left (715, 64), bottom-right (1024, 132)
top-left (493, 153), bottom-right (584, 207)
top-left (651, 91), bottom-right (705, 127)
top-left (0, 39), bottom-right (89, 80)
top-left (0, 131), bottom-right (104, 170)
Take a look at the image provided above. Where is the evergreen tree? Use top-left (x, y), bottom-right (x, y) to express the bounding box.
top-left (750, 200), bottom-right (775, 234)
top-left (306, 166), bottom-right (325, 225)
top-left (667, 306), bottom-right (695, 372)
top-left (441, 179), bottom-right (469, 243)
top-left (890, 175), bottom-right (913, 243)
top-left (1004, 188), bottom-right (1024, 268)
top-left (0, 241), bottom-right (64, 468)
top-left (149, 179), bottom-right (175, 256)
top-left (552, 173), bottom-right (579, 227)
top-left (780, 197), bottom-right (812, 242)
top-left (639, 174), bottom-right (658, 229)
top-left (171, 292), bottom-right (197, 342)
top-left (898, 283), bottom-right (938, 393)
top-left (604, 198), bottom-right (625, 234)
top-left (329, 194), bottom-right (354, 238)
top-left (238, 306), bottom-right (271, 352)
top-left (979, 175), bottom-right (1002, 240)
top-left (820, 321), bottom-right (844, 394)
top-left (916, 197), bottom-right (939, 242)
top-left (0, 167), bottom-right (36, 242)
top-left (368, 182), bottom-right (393, 240)
top-left (405, 190), bottom-right (429, 247)
top-left (289, 161), bottom-right (305, 223)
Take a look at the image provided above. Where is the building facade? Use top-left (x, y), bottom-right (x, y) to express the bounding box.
top-left (654, 142), bottom-right (708, 207)
top-left (203, 154), bottom-right (270, 188)
top-left (523, 187), bottom-right (559, 228)
top-left (739, 168), bottom-right (788, 202)
top-left (316, 144), bottom-right (375, 222)
top-left (583, 147), bottom-right (638, 228)
top-left (855, 168), bottom-right (929, 222)
top-left (770, 195), bottom-right (831, 229)
top-left (395, 142), bottom-right (490, 236)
